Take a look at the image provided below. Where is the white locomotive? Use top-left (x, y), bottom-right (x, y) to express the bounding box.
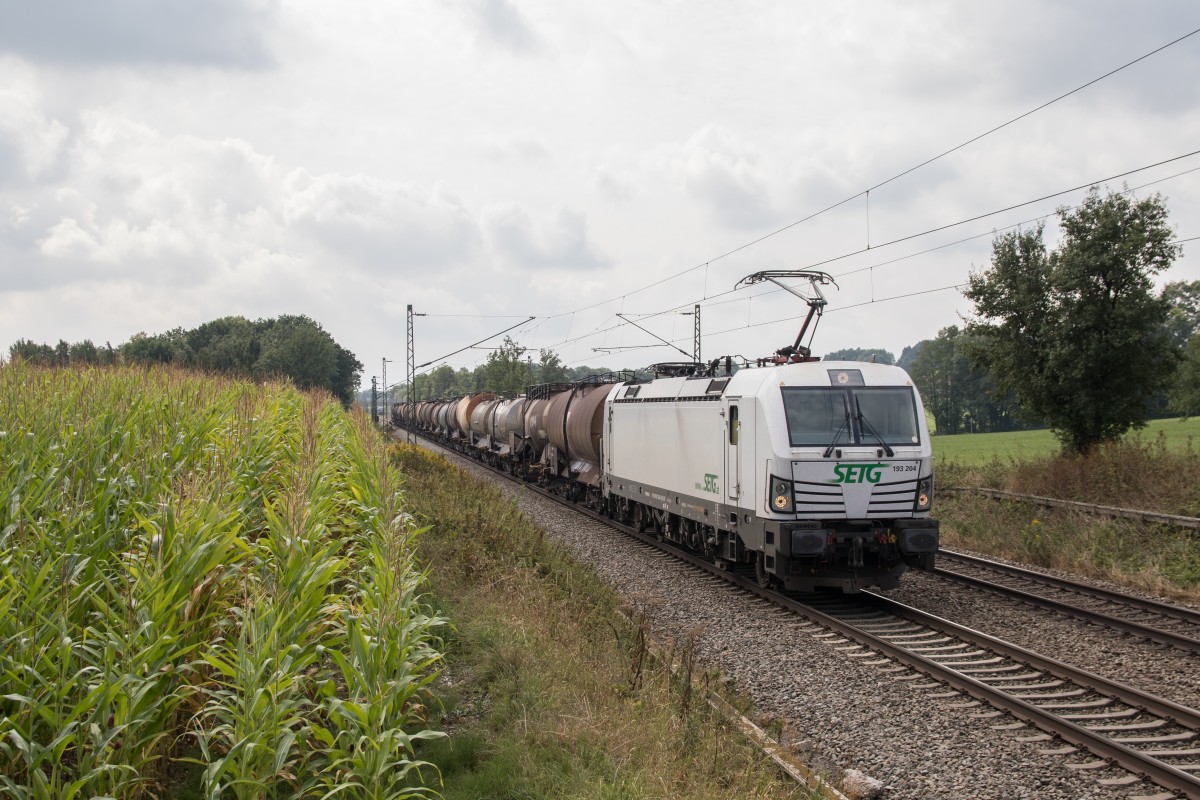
top-left (603, 357), bottom-right (937, 591)
top-left (395, 271), bottom-right (938, 592)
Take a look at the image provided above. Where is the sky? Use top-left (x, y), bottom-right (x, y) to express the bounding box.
top-left (1, 1), bottom-right (1198, 394)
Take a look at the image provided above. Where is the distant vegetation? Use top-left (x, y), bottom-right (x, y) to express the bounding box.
top-left (383, 336), bottom-right (624, 407)
top-left (8, 314), bottom-right (363, 409)
top-left (936, 426), bottom-right (1200, 599)
top-left (822, 347), bottom-right (894, 365)
top-left (0, 363), bottom-right (443, 798)
top-left (964, 187), bottom-right (1182, 454)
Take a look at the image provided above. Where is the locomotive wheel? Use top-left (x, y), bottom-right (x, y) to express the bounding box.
top-left (754, 554), bottom-right (772, 589)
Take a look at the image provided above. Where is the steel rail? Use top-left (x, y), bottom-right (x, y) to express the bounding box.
top-left (820, 593), bottom-right (1200, 799)
top-left (946, 486), bottom-right (1200, 531)
top-left (930, 564), bottom-right (1200, 654)
top-left (940, 549), bottom-right (1200, 626)
top-left (398, 427), bottom-right (1200, 798)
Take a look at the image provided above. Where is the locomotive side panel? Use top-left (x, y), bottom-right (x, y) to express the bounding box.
top-left (606, 387), bottom-right (726, 524)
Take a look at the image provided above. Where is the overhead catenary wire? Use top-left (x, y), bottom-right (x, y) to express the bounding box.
top-left (416, 316), bottom-right (535, 370)
top-left (531, 25), bottom-right (1200, 324)
top-left (398, 28), bottom-right (1195, 371)
top-left (535, 151), bottom-right (1200, 357)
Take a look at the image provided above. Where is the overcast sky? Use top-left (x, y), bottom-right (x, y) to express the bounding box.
top-left (1, 1), bottom-right (1198, 391)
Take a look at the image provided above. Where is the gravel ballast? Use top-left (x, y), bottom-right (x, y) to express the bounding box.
top-left (417, 440), bottom-right (1184, 799)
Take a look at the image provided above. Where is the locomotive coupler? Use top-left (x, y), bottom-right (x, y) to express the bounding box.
top-left (849, 536), bottom-right (864, 568)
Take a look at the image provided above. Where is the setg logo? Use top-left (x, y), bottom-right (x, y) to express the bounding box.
top-left (832, 463), bottom-right (886, 484)
top-left (695, 473), bottom-right (719, 493)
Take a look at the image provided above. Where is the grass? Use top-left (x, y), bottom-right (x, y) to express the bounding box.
top-left (930, 424), bottom-right (1200, 602)
top-left (0, 362), bottom-right (444, 799)
top-left (389, 443), bottom-right (816, 800)
top-left (932, 416), bottom-right (1200, 465)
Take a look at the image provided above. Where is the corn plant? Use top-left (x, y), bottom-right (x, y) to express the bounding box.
top-left (1, 362), bottom-right (445, 798)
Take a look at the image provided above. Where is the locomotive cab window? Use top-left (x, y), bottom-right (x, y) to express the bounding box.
top-left (854, 387), bottom-right (920, 445)
top-left (781, 387), bottom-right (920, 448)
top-left (728, 405), bottom-right (739, 445)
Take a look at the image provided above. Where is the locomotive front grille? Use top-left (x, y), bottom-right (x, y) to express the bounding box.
top-left (791, 463), bottom-right (922, 519)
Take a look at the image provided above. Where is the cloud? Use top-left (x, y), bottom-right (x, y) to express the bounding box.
top-left (0, 62), bottom-right (69, 184)
top-left (0, 0), bottom-right (279, 68)
top-left (283, 173), bottom-right (480, 271)
top-left (480, 133), bottom-right (550, 162)
top-left (454, 0), bottom-right (540, 53)
top-left (0, 107), bottom-right (483, 294)
top-left (672, 126), bottom-right (776, 230)
top-left (482, 204), bottom-right (608, 270)
top-left (592, 165), bottom-right (635, 202)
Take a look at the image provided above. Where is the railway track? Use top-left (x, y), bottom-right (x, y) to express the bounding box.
top-left (399, 429), bottom-right (1200, 798)
top-left (932, 550), bottom-right (1200, 654)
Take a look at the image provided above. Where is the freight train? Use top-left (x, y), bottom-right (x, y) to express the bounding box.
top-left (393, 272), bottom-right (939, 592)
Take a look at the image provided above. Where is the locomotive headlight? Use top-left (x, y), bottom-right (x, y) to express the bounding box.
top-left (770, 475), bottom-right (794, 514)
top-left (915, 476), bottom-right (933, 511)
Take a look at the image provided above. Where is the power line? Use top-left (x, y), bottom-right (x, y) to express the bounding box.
top-left (559, 284), bottom-right (970, 366)
top-left (793, 150), bottom-right (1200, 274)
top-left (832, 164), bottom-right (1200, 280)
top-left (416, 317), bottom-right (535, 369)
top-left (538, 25), bottom-right (1200, 323)
top-left (420, 313), bottom-right (535, 318)
top-left (537, 151), bottom-right (1200, 356)
top-left (867, 26), bottom-right (1200, 194)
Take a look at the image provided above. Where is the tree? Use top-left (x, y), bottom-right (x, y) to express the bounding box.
top-left (9, 339), bottom-right (55, 365)
top-left (536, 348), bottom-right (569, 384)
top-left (910, 327), bottom-right (1020, 434)
top-left (330, 343), bottom-right (364, 409)
top-left (255, 316), bottom-right (337, 392)
top-left (68, 339), bottom-right (99, 365)
top-left (1170, 334), bottom-right (1200, 417)
top-left (964, 187), bottom-right (1180, 454)
top-left (188, 316), bottom-right (259, 373)
top-left (897, 342), bottom-right (925, 372)
top-left (429, 364), bottom-right (457, 398)
top-left (910, 329), bottom-right (971, 435)
top-left (123, 329), bottom-right (190, 365)
top-left (1163, 280), bottom-right (1200, 349)
top-left (822, 347), bottom-right (895, 365)
top-left (482, 337), bottom-right (530, 396)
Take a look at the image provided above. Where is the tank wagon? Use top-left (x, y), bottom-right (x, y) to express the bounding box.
top-left (393, 271), bottom-right (939, 592)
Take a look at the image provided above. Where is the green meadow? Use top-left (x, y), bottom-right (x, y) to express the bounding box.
top-left (932, 417), bottom-right (1200, 466)
top-left (929, 417), bottom-right (1200, 600)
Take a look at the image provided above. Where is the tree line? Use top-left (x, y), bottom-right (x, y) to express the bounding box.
top-left (380, 339), bottom-right (591, 407)
top-left (8, 314), bottom-right (364, 409)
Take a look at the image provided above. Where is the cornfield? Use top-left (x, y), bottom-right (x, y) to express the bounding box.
top-left (0, 362), bottom-right (444, 799)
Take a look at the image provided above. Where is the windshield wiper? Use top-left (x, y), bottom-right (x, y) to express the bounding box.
top-left (855, 398), bottom-right (895, 457)
top-left (822, 409), bottom-right (850, 458)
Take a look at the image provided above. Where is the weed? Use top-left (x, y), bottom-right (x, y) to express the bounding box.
top-left (936, 423), bottom-right (1200, 601)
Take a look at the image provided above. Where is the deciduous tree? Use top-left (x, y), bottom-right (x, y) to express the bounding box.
top-left (483, 336), bottom-right (530, 396)
top-left (964, 187), bottom-right (1180, 454)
